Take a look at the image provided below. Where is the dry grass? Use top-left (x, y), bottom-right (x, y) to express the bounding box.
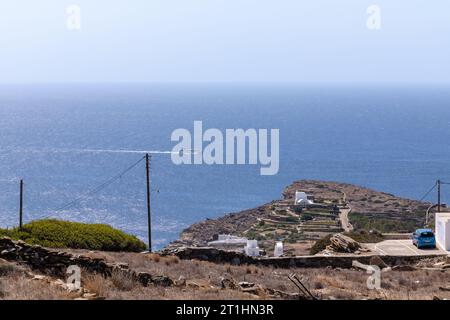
top-left (2, 251), bottom-right (450, 300)
top-left (95, 284), bottom-right (255, 300)
top-left (110, 270), bottom-right (137, 291)
top-left (57, 250), bottom-right (450, 300)
top-left (83, 273), bottom-right (108, 297)
top-left (0, 259), bottom-right (70, 300)
top-left (0, 277), bottom-right (71, 300)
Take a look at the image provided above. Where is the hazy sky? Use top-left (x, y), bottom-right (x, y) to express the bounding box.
top-left (0, 1), bottom-right (449, 84)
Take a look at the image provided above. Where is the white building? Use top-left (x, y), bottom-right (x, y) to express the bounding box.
top-left (295, 191), bottom-right (314, 206)
top-left (208, 234), bottom-right (248, 247)
top-left (244, 240), bottom-right (260, 257)
top-left (435, 212), bottom-right (450, 251)
top-left (274, 241), bottom-right (283, 257)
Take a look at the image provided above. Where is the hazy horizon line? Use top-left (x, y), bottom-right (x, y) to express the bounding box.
top-left (0, 81), bottom-right (449, 87)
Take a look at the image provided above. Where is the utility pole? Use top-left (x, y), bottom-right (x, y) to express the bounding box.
top-left (19, 179), bottom-right (23, 229)
top-left (146, 153), bottom-right (152, 252)
top-left (437, 179), bottom-right (441, 213)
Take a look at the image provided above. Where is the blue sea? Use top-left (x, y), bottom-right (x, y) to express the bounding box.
top-left (0, 84), bottom-right (449, 249)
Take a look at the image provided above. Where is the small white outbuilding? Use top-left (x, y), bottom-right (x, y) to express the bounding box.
top-left (274, 241), bottom-right (283, 257)
top-left (435, 212), bottom-right (450, 252)
top-left (244, 240), bottom-right (260, 257)
top-left (294, 191), bottom-right (314, 206)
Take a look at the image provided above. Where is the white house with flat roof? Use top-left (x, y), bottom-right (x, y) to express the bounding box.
top-left (294, 191), bottom-right (314, 206)
top-left (208, 234), bottom-right (248, 247)
top-left (435, 212), bottom-right (450, 252)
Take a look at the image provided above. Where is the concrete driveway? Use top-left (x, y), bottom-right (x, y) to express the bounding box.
top-left (363, 240), bottom-right (447, 256)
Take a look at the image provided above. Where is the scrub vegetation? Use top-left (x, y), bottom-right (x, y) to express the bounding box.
top-left (0, 219), bottom-right (146, 252)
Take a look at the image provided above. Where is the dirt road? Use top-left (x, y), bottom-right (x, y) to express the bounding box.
top-left (339, 207), bottom-right (353, 232)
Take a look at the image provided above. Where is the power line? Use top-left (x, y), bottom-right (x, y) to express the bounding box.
top-left (419, 182), bottom-right (437, 202)
top-left (52, 155), bottom-right (146, 213)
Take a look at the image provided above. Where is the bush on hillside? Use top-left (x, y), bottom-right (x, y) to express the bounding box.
top-left (349, 212), bottom-right (422, 233)
top-left (0, 219), bottom-right (146, 252)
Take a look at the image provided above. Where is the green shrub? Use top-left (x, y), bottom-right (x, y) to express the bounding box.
top-left (293, 206), bottom-right (303, 214)
top-left (286, 232), bottom-right (303, 243)
top-left (0, 219), bottom-right (146, 252)
top-left (349, 212), bottom-right (422, 233)
top-left (245, 229), bottom-right (257, 239)
top-left (286, 216), bottom-right (299, 223)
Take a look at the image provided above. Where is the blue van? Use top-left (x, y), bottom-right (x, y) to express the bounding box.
top-left (412, 229), bottom-right (436, 249)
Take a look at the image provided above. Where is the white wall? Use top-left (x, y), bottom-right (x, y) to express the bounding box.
top-left (435, 212), bottom-right (450, 251)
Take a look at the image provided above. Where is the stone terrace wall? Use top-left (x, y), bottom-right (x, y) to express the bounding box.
top-left (0, 237), bottom-right (173, 287)
top-left (164, 246), bottom-right (447, 269)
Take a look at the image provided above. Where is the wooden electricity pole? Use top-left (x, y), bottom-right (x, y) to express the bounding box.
top-left (146, 153), bottom-right (152, 252)
top-left (19, 179), bottom-right (23, 229)
top-left (437, 179), bottom-right (441, 213)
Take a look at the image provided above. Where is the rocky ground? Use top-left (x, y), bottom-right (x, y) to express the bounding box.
top-left (1, 238), bottom-right (449, 300)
